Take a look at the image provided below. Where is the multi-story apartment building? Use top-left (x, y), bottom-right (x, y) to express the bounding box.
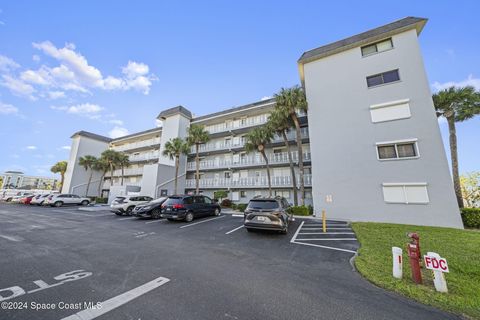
top-left (62, 17), bottom-right (463, 228)
top-left (0, 171), bottom-right (58, 190)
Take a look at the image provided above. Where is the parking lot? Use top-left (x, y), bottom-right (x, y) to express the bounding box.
top-left (0, 203), bottom-right (458, 320)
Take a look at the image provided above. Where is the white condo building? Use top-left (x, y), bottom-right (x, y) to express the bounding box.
top-left (62, 17), bottom-right (464, 228)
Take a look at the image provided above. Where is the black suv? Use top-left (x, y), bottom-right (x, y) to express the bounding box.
top-left (161, 195), bottom-right (221, 222)
top-left (243, 197), bottom-right (291, 234)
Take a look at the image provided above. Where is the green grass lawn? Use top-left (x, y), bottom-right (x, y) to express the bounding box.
top-left (352, 222), bottom-right (480, 319)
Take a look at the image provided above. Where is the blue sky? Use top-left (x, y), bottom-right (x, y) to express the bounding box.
top-left (0, 1), bottom-right (478, 178)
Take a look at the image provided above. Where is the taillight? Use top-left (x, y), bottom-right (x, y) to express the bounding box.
top-left (173, 204), bottom-right (184, 209)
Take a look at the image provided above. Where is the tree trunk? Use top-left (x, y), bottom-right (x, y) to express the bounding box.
top-left (98, 173), bottom-right (106, 196)
top-left (121, 165), bottom-right (124, 186)
top-left (291, 113), bottom-right (305, 205)
top-left (174, 156), bottom-right (179, 195)
top-left (447, 116), bottom-right (464, 208)
top-left (261, 151), bottom-right (272, 197)
top-left (85, 169), bottom-right (93, 197)
top-left (195, 144), bottom-right (200, 194)
top-left (110, 163), bottom-right (114, 188)
top-left (60, 172), bottom-right (65, 192)
top-left (282, 130), bottom-right (298, 206)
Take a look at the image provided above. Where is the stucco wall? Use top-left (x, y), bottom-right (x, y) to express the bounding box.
top-left (303, 29), bottom-right (463, 228)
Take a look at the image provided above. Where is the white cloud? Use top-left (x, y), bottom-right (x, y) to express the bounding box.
top-left (61, 146), bottom-right (71, 150)
top-left (432, 74), bottom-right (480, 92)
top-left (0, 74), bottom-right (36, 99)
top-left (125, 75), bottom-right (153, 95)
top-left (32, 54), bottom-right (40, 62)
top-left (155, 119), bottom-right (163, 127)
top-left (108, 126), bottom-right (129, 138)
top-left (0, 102), bottom-right (18, 115)
top-left (122, 61), bottom-right (149, 78)
top-left (108, 119), bottom-right (123, 125)
top-left (26, 145), bottom-right (37, 150)
top-left (66, 103), bottom-right (103, 114)
top-left (47, 91), bottom-right (66, 99)
top-left (20, 67), bottom-right (52, 85)
top-left (0, 54), bottom-right (19, 72)
top-left (261, 96), bottom-right (272, 101)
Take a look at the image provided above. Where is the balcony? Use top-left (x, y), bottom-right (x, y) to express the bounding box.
top-left (187, 151), bottom-right (311, 171)
top-left (185, 174), bottom-right (312, 189)
top-left (190, 127), bottom-right (309, 154)
top-left (205, 114), bottom-right (269, 135)
top-left (113, 138), bottom-right (161, 152)
top-left (111, 167), bottom-right (144, 176)
top-left (129, 151), bottom-right (160, 162)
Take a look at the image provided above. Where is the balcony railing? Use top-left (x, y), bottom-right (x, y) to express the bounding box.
top-left (129, 151), bottom-right (160, 162)
top-left (185, 174), bottom-right (312, 189)
top-left (113, 138), bottom-right (161, 152)
top-left (204, 114), bottom-right (269, 134)
top-left (112, 167), bottom-right (144, 176)
top-left (187, 151), bottom-right (311, 170)
top-left (190, 127), bottom-right (309, 154)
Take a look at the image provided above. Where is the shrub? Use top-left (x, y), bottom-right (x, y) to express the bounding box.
top-left (231, 203), bottom-right (237, 210)
top-left (236, 203), bottom-right (248, 212)
top-left (221, 199), bottom-right (232, 207)
top-left (461, 208), bottom-right (480, 228)
top-left (288, 205), bottom-right (311, 216)
top-left (94, 197), bottom-right (108, 204)
top-left (214, 190), bottom-right (229, 201)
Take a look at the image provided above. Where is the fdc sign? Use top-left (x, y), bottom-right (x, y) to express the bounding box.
top-left (424, 255), bottom-right (449, 273)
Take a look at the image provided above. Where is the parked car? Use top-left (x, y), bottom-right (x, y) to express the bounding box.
top-left (20, 195), bottom-right (36, 205)
top-left (43, 194), bottom-right (90, 207)
top-left (161, 195), bottom-right (221, 222)
top-left (132, 197), bottom-right (167, 219)
top-left (30, 194), bottom-right (52, 206)
top-left (110, 195), bottom-right (154, 216)
top-left (243, 196), bottom-right (291, 234)
top-left (5, 192), bottom-right (32, 202)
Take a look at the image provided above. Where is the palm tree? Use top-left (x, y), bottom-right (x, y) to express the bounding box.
top-left (93, 158), bottom-right (110, 196)
top-left (274, 86), bottom-right (308, 205)
top-left (245, 127), bottom-right (274, 197)
top-left (50, 161), bottom-right (68, 192)
top-left (117, 153), bottom-right (130, 186)
top-left (101, 149), bottom-right (120, 187)
top-left (186, 124), bottom-right (210, 194)
top-left (162, 137), bottom-right (190, 194)
top-left (433, 86), bottom-right (480, 208)
top-left (268, 109), bottom-right (298, 205)
top-left (78, 155), bottom-right (97, 197)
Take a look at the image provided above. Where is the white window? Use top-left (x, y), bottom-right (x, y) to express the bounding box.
top-left (232, 191), bottom-right (239, 201)
top-left (370, 99), bottom-right (411, 123)
top-left (382, 183), bottom-right (429, 204)
top-left (376, 139), bottom-right (419, 160)
top-left (275, 190), bottom-right (290, 199)
top-left (361, 38), bottom-right (393, 57)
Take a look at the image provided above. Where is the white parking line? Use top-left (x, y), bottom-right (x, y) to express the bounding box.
top-left (301, 227), bottom-right (352, 230)
top-left (61, 276), bottom-right (170, 320)
top-left (145, 219), bottom-right (167, 224)
top-left (179, 215), bottom-right (226, 229)
top-left (119, 217), bottom-right (137, 221)
top-left (225, 225), bottom-right (244, 234)
top-left (0, 234), bottom-right (23, 242)
top-left (293, 241), bottom-right (357, 254)
top-left (295, 238), bottom-right (357, 241)
top-left (299, 232), bottom-right (355, 235)
top-left (290, 221), bottom-right (304, 243)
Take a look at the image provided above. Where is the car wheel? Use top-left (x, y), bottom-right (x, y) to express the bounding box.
top-left (151, 208), bottom-right (161, 219)
top-left (81, 200), bottom-right (89, 206)
top-left (54, 201), bottom-right (63, 207)
top-left (280, 228), bottom-right (288, 235)
top-left (126, 206), bottom-right (135, 215)
top-left (213, 208), bottom-right (220, 216)
top-left (167, 218), bottom-right (175, 221)
top-left (184, 212), bottom-right (194, 222)
top-left (246, 228), bottom-right (252, 232)
top-left (115, 212), bottom-right (123, 216)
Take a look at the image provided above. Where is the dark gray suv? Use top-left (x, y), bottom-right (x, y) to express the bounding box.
top-left (243, 196), bottom-right (291, 234)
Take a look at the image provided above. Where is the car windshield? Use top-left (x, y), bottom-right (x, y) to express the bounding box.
top-left (151, 197), bottom-right (166, 204)
top-left (247, 200), bottom-right (280, 210)
top-left (163, 197), bottom-right (183, 205)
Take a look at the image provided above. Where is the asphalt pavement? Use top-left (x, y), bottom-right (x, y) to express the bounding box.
top-left (0, 203), bottom-right (461, 320)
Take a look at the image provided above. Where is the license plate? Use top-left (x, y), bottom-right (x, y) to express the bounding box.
top-left (166, 208), bottom-right (171, 212)
top-left (257, 216), bottom-right (267, 222)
